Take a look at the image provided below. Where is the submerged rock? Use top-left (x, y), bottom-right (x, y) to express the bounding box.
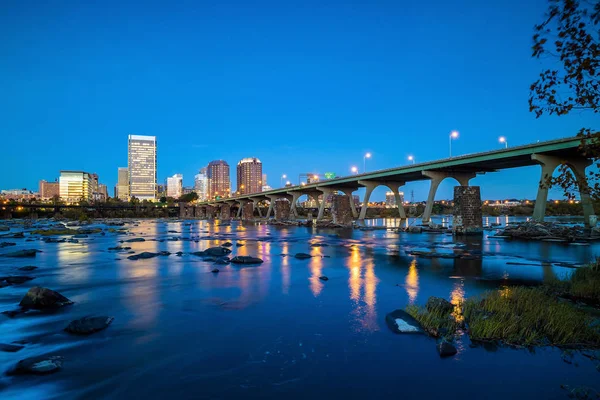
top-left (0, 343), bottom-right (24, 352)
top-left (294, 253), bottom-right (312, 259)
top-left (437, 339), bottom-right (458, 357)
top-left (211, 268), bottom-right (220, 273)
top-left (319, 276), bottom-right (329, 281)
top-left (7, 355), bottom-right (63, 375)
top-left (385, 310), bottom-right (424, 334)
top-left (426, 297), bottom-right (454, 315)
top-left (18, 266), bottom-right (38, 271)
top-left (311, 243), bottom-right (329, 247)
top-left (65, 316), bottom-right (114, 335)
top-left (1, 276), bottom-right (35, 285)
top-left (19, 287), bottom-right (74, 310)
top-left (108, 246), bottom-right (131, 251)
top-left (127, 252), bottom-right (158, 260)
top-left (221, 242), bottom-right (233, 247)
top-left (0, 242), bottom-right (16, 248)
top-left (192, 247), bottom-right (232, 257)
top-left (1, 249), bottom-right (40, 258)
top-left (214, 258), bottom-right (230, 265)
top-left (124, 238), bottom-right (145, 243)
top-left (231, 256), bottom-right (263, 265)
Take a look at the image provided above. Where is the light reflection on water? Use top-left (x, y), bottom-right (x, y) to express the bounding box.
top-left (0, 219), bottom-right (599, 399)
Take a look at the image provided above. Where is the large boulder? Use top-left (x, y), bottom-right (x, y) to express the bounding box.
top-left (231, 256), bottom-right (263, 265)
top-left (65, 316), bottom-right (114, 335)
top-left (426, 297), bottom-right (454, 315)
top-left (192, 247), bottom-right (232, 257)
top-left (7, 355), bottom-right (63, 375)
top-left (385, 309), bottom-right (424, 334)
top-left (19, 287), bottom-right (74, 310)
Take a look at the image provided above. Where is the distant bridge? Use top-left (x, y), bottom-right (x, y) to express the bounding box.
top-left (198, 136), bottom-right (595, 226)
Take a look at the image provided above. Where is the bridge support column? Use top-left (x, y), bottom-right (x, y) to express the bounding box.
top-left (235, 201), bottom-right (245, 218)
top-left (251, 199), bottom-right (263, 218)
top-left (316, 188), bottom-right (333, 221)
top-left (532, 154), bottom-right (596, 227)
top-left (331, 194), bottom-right (353, 226)
top-left (275, 199), bottom-right (291, 220)
top-left (357, 180), bottom-right (406, 221)
top-left (242, 202), bottom-right (254, 221)
top-left (422, 171), bottom-right (475, 224)
top-left (287, 192), bottom-right (302, 219)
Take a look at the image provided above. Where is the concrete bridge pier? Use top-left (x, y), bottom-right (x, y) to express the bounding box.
top-left (532, 154), bottom-right (595, 227)
top-left (422, 171), bottom-right (476, 224)
top-left (316, 187), bottom-right (333, 220)
top-left (358, 180), bottom-right (406, 221)
top-left (287, 192), bottom-right (302, 219)
top-left (242, 202), bottom-right (254, 221)
top-left (331, 194), bottom-right (353, 226)
top-left (221, 203), bottom-right (232, 220)
top-left (250, 198), bottom-right (264, 218)
top-left (274, 199), bottom-right (291, 220)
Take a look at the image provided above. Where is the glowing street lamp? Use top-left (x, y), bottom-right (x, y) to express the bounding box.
top-left (408, 155), bottom-right (415, 164)
top-left (499, 136), bottom-right (508, 148)
top-left (280, 174), bottom-right (287, 187)
top-left (449, 130), bottom-right (459, 157)
top-left (363, 152), bottom-right (371, 172)
top-left (286, 180), bottom-right (291, 186)
top-left (351, 166), bottom-right (358, 174)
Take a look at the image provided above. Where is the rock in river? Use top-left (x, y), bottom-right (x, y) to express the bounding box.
top-left (124, 237), bottom-right (145, 243)
top-left (18, 266), bottom-right (38, 271)
top-left (437, 339), bottom-right (458, 357)
top-left (319, 276), bottom-right (329, 281)
top-left (1, 276), bottom-right (35, 285)
top-left (7, 355), bottom-right (63, 375)
top-left (65, 316), bottom-right (114, 335)
top-left (231, 256), bottom-right (263, 265)
top-left (426, 297), bottom-right (454, 315)
top-left (0, 343), bottom-right (24, 352)
top-left (385, 310), bottom-right (424, 334)
top-left (192, 247), bottom-right (232, 257)
top-left (1, 249), bottom-right (40, 258)
top-left (0, 242), bottom-right (16, 248)
top-left (221, 242), bottom-right (233, 247)
top-left (294, 253), bottom-right (312, 259)
top-left (19, 287), bottom-right (74, 310)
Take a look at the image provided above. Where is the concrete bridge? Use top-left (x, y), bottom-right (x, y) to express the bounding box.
top-left (193, 136), bottom-right (595, 229)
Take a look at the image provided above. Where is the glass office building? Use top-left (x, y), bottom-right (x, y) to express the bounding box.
top-left (128, 135), bottom-right (157, 200)
top-left (59, 171), bottom-right (93, 203)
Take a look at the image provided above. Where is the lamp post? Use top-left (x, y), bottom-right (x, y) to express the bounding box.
top-left (351, 166), bottom-right (358, 175)
top-left (280, 174), bottom-right (287, 187)
top-left (449, 131), bottom-right (459, 157)
top-left (363, 152), bottom-right (371, 172)
top-left (408, 155), bottom-right (415, 164)
top-left (499, 136), bottom-right (508, 148)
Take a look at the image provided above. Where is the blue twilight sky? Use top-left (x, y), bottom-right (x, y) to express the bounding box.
top-left (1, 0), bottom-right (597, 201)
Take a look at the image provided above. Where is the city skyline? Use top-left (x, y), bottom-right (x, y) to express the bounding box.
top-left (1, 1), bottom-right (598, 202)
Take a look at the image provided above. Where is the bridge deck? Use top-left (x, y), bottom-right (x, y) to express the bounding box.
top-left (200, 136), bottom-right (583, 203)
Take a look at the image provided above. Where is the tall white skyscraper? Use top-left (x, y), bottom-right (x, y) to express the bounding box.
top-left (128, 135), bottom-right (157, 200)
top-left (194, 167), bottom-right (208, 201)
top-left (167, 174), bottom-right (183, 198)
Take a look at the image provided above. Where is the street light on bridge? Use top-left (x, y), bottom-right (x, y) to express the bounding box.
top-left (363, 152), bottom-right (372, 172)
top-left (408, 155), bottom-right (415, 164)
top-left (449, 131), bottom-right (459, 157)
top-left (280, 174), bottom-right (287, 187)
top-left (499, 136), bottom-right (508, 148)
top-left (351, 166), bottom-right (358, 174)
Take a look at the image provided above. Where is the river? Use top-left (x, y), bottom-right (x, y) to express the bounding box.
top-left (0, 216), bottom-right (598, 399)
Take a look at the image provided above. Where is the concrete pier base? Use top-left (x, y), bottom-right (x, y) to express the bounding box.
top-left (274, 199), bottom-right (291, 221)
top-left (331, 194), bottom-right (353, 226)
top-left (453, 186), bottom-right (482, 235)
top-left (179, 204), bottom-right (195, 219)
top-left (220, 204), bottom-right (231, 220)
top-left (242, 202), bottom-right (254, 221)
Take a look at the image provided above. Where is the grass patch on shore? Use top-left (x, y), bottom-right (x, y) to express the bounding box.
top-left (463, 287), bottom-right (600, 347)
top-left (406, 304), bottom-right (460, 338)
top-left (546, 260), bottom-right (600, 305)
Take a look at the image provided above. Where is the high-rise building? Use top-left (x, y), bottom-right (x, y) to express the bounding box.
top-left (207, 160), bottom-right (230, 199)
top-left (116, 167), bottom-right (129, 201)
top-left (167, 174), bottom-right (183, 198)
top-left (59, 171), bottom-right (93, 203)
top-left (128, 135), bottom-right (157, 200)
top-left (39, 180), bottom-right (59, 200)
top-left (237, 157), bottom-right (262, 195)
top-left (194, 167), bottom-right (208, 201)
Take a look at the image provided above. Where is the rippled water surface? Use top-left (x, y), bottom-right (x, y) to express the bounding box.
top-left (0, 217), bottom-right (599, 399)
